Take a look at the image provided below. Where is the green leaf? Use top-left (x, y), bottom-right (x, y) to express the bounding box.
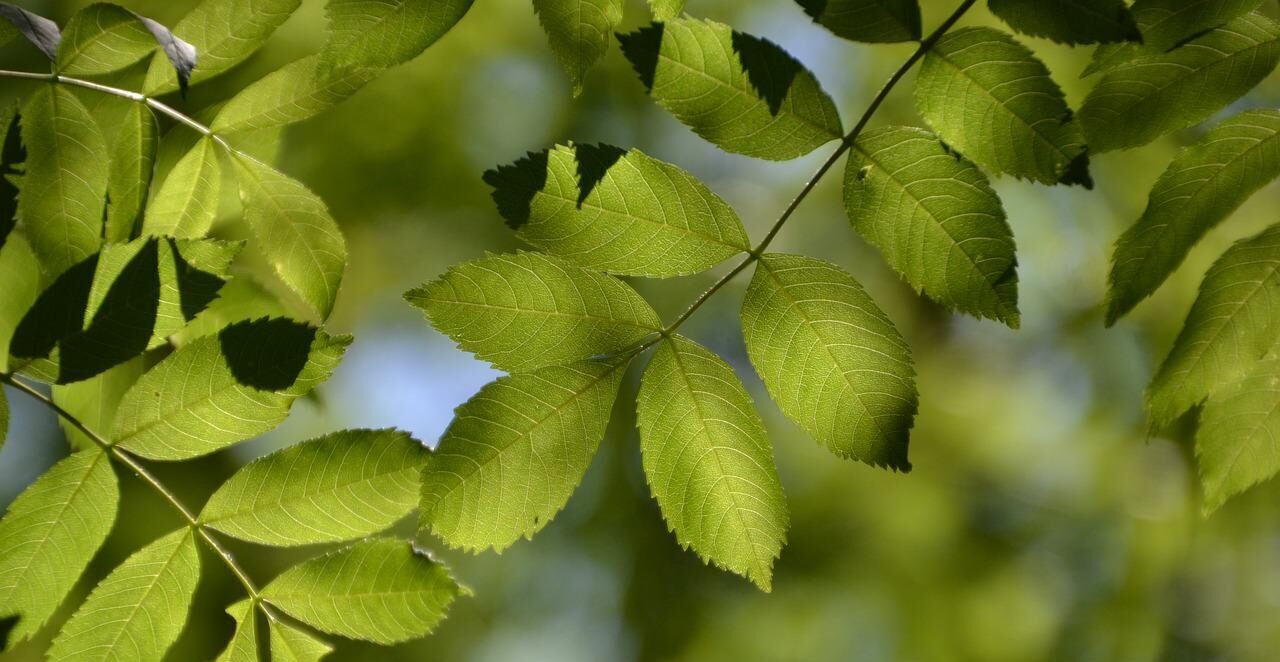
top-left (637, 335), bottom-right (788, 590)
top-left (1148, 224), bottom-right (1280, 426)
top-left (420, 359), bottom-right (626, 552)
top-left (794, 0), bottom-right (922, 43)
top-left (262, 538), bottom-right (464, 644)
top-left (648, 0), bottom-right (685, 21)
top-left (618, 18), bottom-right (844, 160)
top-left (212, 55), bottom-right (377, 135)
top-left (48, 528), bottom-right (200, 662)
top-left (844, 126), bottom-right (1019, 326)
top-left (533, 0), bottom-right (623, 95)
top-left (215, 600), bottom-right (259, 662)
top-left (269, 620), bottom-right (331, 662)
top-left (142, 0), bottom-right (302, 95)
top-left (0, 100), bottom-right (20, 250)
top-left (56, 3), bottom-right (158, 76)
top-left (143, 136), bottom-right (222, 238)
top-left (172, 276), bottom-right (288, 346)
top-left (1079, 12), bottom-right (1280, 153)
top-left (1197, 355), bottom-right (1280, 512)
top-left (112, 318), bottom-right (350, 460)
top-left (0, 233), bottom-right (41, 373)
top-left (105, 102), bottom-right (157, 242)
top-left (1134, 0), bottom-right (1263, 51)
top-left (988, 0), bottom-right (1141, 45)
top-left (741, 253), bottom-right (917, 469)
top-left (53, 357), bottom-right (145, 450)
top-left (1105, 110), bottom-right (1280, 323)
top-left (483, 143), bottom-right (750, 276)
top-left (201, 428), bottom-right (427, 546)
top-left (914, 27), bottom-right (1085, 184)
top-left (321, 0), bottom-right (473, 73)
top-left (0, 450), bottom-right (118, 642)
top-left (407, 251), bottom-right (660, 371)
top-left (233, 155), bottom-right (347, 320)
top-left (20, 85), bottom-right (108, 277)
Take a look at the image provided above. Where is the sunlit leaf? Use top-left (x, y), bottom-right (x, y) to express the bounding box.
top-left (112, 318), bottom-right (350, 460)
top-left (19, 85), bottom-right (107, 277)
top-left (915, 26), bottom-right (1085, 183)
top-left (233, 155), bottom-right (347, 320)
top-left (0, 450), bottom-right (118, 642)
top-left (618, 18), bottom-right (843, 160)
top-left (321, 0), bottom-right (473, 73)
top-left (1149, 223), bottom-right (1280, 426)
top-left (0, 233), bottom-right (41, 373)
top-left (105, 102), bottom-right (156, 242)
top-left (1106, 110), bottom-right (1280, 323)
top-left (648, 0), bottom-right (685, 21)
top-left (484, 143), bottom-right (750, 276)
top-left (794, 0), bottom-right (921, 43)
top-left (1079, 12), bottom-right (1280, 152)
top-left (741, 253), bottom-right (917, 469)
top-left (215, 600), bottom-right (259, 662)
top-left (844, 126), bottom-right (1019, 326)
top-left (420, 360), bottom-right (626, 552)
top-left (143, 136), bottom-right (221, 238)
top-left (53, 357), bottom-right (145, 450)
top-left (533, 0), bottom-right (623, 95)
top-left (212, 55), bottom-right (377, 134)
top-left (406, 251), bottom-right (660, 371)
top-left (637, 335), bottom-right (788, 590)
top-left (988, 0), bottom-right (1140, 45)
top-left (1198, 355), bottom-right (1280, 512)
top-left (262, 538), bottom-right (464, 644)
top-left (202, 428), bottom-right (427, 546)
top-left (56, 3), bottom-right (195, 86)
top-left (269, 619), bottom-right (331, 662)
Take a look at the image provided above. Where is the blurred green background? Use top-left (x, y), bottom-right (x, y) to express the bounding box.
top-left (4, 0), bottom-right (1280, 660)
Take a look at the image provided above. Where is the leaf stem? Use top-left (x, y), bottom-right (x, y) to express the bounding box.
top-left (0, 69), bottom-right (245, 158)
top-left (643, 0), bottom-right (977, 348)
top-left (0, 372), bottom-right (283, 623)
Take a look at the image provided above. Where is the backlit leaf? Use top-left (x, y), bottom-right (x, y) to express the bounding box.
top-left (53, 357), bottom-right (145, 450)
top-left (915, 26), bottom-right (1085, 183)
top-left (0, 233), bottom-right (41, 373)
top-left (212, 55), bottom-right (377, 134)
top-left (637, 335), bottom-right (788, 590)
top-left (1198, 355), bottom-right (1280, 512)
top-left (406, 251), bottom-right (660, 371)
top-left (648, 0), bottom-right (685, 21)
top-left (420, 360), bottom-right (627, 552)
top-left (56, 3), bottom-right (159, 76)
top-left (533, 0), bottom-right (623, 95)
top-left (215, 600), bottom-right (259, 662)
top-left (844, 126), bottom-right (1019, 326)
top-left (794, 0), bottom-right (921, 43)
top-left (1106, 110), bottom-right (1280, 323)
top-left (112, 318), bottom-right (350, 460)
top-left (262, 538), bottom-right (464, 644)
top-left (1079, 12), bottom-right (1280, 152)
top-left (202, 428), bottom-right (427, 546)
top-left (741, 253), bottom-right (917, 469)
top-left (483, 143), bottom-right (750, 276)
top-left (988, 0), bottom-right (1141, 45)
top-left (269, 620), bottom-right (331, 662)
top-left (143, 136), bottom-right (221, 238)
top-left (105, 102), bottom-right (156, 242)
top-left (0, 450), bottom-right (118, 642)
top-left (321, 0), bottom-right (473, 72)
top-left (618, 18), bottom-right (843, 160)
top-left (48, 528), bottom-right (200, 662)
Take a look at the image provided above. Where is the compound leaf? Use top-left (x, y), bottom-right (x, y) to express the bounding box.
top-left (142, 0), bottom-right (302, 95)
top-left (215, 600), bottom-right (259, 662)
top-left (112, 318), bottom-right (350, 460)
top-left (56, 3), bottom-right (160, 76)
top-left (844, 126), bottom-right (1019, 326)
top-left (1149, 224), bottom-right (1280, 426)
top-left (262, 538), bottom-right (464, 645)
top-left (212, 55), bottom-right (377, 134)
top-left (53, 357), bottom-right (145, 451)
top-left (48, 528), bottom-right (200, 662)
top-left (1083, 1), bottom-right (1264, 76)
top-left (741, 253), bottom-right (917, 469)
top-left (484, 143), bottom-right (749, 276)
top-left (20, 85), bottom-right (108, 278)
top-left (794, 0), bottom-right (921, 43)
top-left (233, 155), bottom-right (347, 320)
top-left (406, 251), bottom-right (660, 372)
top-left (533, 0), bottom-right (623, 95)
top-left (143, 136), bottom-right (221, 238)
top-left (988, 0), bottom-right (1141, 45)
top-left (1106, 110), bottom-right (1280, 323)
top-left (105, 102), bottom-right (157, 242)
top-left (0, 234), bottom-right (41, 373)
top-left (269, 620), bottom-right (331, 662)
top-left (915, 26), bottom-right (1084, 183)
top-left (637, 335), bottom-right (788, 591)
top-left (1079, 12), bottom-right (1280, 152)
top-left (202, 428), bottom-right (427, 546)
top-left (618, 18), bottom-right (843, 160)
top-left (321, 0), bottom-right (473, 73)
top-left (0, 450), bottom-right (118, 643)
top-left (420, 360), bottom-right (626, 552)
top-left (1198, 355), bottom-right (1280, 512)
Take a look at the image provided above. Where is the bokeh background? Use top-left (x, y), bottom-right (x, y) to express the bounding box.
top-left (4, 0), bottom-right (1280, 660)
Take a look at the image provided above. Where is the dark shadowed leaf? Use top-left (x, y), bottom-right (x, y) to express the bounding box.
top-left (794, 0), bottom-right (921, 43)
top-left (0, 4), bottom-right (59, 60)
